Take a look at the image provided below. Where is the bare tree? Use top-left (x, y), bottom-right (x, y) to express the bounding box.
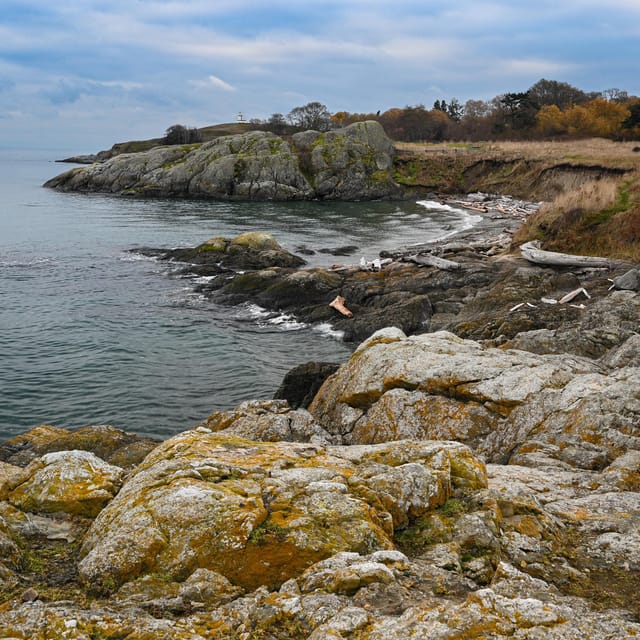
top-left (287, 102), bottom-right (331, 131)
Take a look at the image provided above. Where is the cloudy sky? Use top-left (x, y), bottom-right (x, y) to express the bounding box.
top-left (1, 0), bottom-right (639, 151)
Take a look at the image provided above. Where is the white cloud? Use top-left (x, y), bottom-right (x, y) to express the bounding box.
top-left (88, 79), bottom-right (146, 90)
top-left (499, 58), bottom-right (578, 77)
top-left (380, 37), bottom-right (466, 63)
top-left (201, 75), bottom-right (237, 92)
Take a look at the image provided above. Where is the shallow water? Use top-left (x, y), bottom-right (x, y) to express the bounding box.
top-left (0, 151), bottom-right (479, 439)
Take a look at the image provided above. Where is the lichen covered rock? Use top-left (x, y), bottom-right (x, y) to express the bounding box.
top-left (44, 122), bottom-right (399, 201)
top-left (310, 329), bottom-right (640, 468)
top-left (77, 431), bottom-right (485, 593)
top-left (196, 399), bottom-right (337, 445)
top-left (0, 423), bottom-right (159, 469)
top-left (158, 231), bottom-right (306, 270)
top-left (7, 450), bottom-right (124, 517)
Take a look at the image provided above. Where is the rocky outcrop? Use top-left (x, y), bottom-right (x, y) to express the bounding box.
top-left (77, 430), bottom-right (484, 593)
top-left (200, 261), bottom-right (435, 343)
top-left (145, 231), bottom-right (306, 272)
top-left (309, 329), bottom-right (640, 470)
top-left (158, 215), bottom-right (636, 345)
top-left (43, 122), bottom-right (400, 201)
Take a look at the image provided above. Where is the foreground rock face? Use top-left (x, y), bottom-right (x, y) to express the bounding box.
top-left (1, 325), bottom-right (639, 637)
top-left (78, 431), bottom-right (484, 593)
top-left (43, 121), bottom-right (399, 201)
top-left (309, 329), bottom-right (640, 469)
top-left (0, 248), bottom-right (638, 639)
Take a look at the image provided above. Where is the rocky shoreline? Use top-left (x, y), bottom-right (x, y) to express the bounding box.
top-left (1, 186), bottom-right (639, 637)
top-left (137, 195), bottom-right (636, 349)
top-left (2, 140), bottom-right (639, 637)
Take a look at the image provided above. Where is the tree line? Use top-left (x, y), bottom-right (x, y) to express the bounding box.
top-left (164, 79), bottom-right (640, 145)
top-left (258, 79), bottom-right (640, 142)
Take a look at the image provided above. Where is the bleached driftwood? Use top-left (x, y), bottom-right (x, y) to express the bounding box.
top-left (520, 241), bottom-right (611, 268)
top-left (329, 295), bottom-right (353, 318)
top-left (403, 253), bottom-right (461, 271)
top-left (359, 257), bottom-right (393, 271)
top-left (558, 287), bottom-right (591, 304)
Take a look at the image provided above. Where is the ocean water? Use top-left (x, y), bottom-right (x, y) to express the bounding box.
top-left (0, 150), bottom-right (480, 440)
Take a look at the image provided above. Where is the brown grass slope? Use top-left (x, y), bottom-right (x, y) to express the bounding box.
top-left (396, 139), bottom-right (640, 262)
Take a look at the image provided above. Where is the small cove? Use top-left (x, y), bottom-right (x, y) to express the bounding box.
top-left (0, 151), bottom-right (480, 440)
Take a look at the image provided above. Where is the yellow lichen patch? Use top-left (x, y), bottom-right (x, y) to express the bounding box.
top-left (447, 447), bottom-right (488, 491)
top-left (197, 236), bottom-right (228, 252)
top-left (230, 231), bottom-right (280, 251)
top-left (8, 450), bottom-right (123, 518)
top-left (0, 461), bottom-right (26, 500)
top-left (510, 515), bottom-right (545, 538)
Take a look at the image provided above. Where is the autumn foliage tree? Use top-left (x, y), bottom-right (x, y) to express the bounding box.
top-left (536, 98), bottom-right (630, 138)
top-left (250, 78), bottom-right (639, 143)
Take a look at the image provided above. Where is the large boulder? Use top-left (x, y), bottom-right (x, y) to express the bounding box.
top-left (77, 430), bottom-right (486, 593)
top-left (7, 450), bottom-right (124, 517)
top-left (309, 329), bottom-right (640, 469)
top-left (292, 121), bottom-right (397, 200)
top-left (44, 122), bottom-right (399, 201)
top-left (157, 231), bottom-right (306, 270)
top-left (0, 423), bottom-right (160, 469)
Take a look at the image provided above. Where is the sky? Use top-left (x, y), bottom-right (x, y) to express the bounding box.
top-left (1, 0), bottom-right (639, 152)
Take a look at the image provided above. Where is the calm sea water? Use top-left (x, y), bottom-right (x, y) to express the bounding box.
top-left (0, 150), bottom-right (479, 440)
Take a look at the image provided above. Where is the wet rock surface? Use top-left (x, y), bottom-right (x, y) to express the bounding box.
top-left (143, 198), bottom-right (638, 348)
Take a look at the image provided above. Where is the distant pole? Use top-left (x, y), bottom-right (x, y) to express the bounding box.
top-left (237, 112), bottom-right (246, 123)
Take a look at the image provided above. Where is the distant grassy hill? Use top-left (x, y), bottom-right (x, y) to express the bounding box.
top-left (106, 122), bottom-right (253, 156)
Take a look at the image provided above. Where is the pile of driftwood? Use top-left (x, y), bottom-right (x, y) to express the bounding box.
top-left (448, 193), bottom-right (542, 219)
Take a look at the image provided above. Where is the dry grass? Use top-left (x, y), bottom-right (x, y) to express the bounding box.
top-left (395, 138), bottom-right (640, 169)
top-left (485, 138), bottom-right (640, 167)
top-left (543, 178), bottom-right (620, 214)
top-left (513, 171), bottom-right (640, 262)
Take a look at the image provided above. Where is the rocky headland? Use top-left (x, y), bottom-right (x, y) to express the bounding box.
top-left (44, 121), bottom-right (399, 201)
top-left (1, 133), bottom-right (638, 637)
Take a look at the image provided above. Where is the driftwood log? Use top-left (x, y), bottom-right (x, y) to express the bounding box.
top-left (402, 253), bottom-right (461, 270)
top-left (329, 295), bottom-right (353, 318)
top-left (520, 241), bottom-right (612, 268)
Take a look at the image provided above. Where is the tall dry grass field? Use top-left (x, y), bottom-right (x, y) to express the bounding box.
top-left (396, 138), bottom-right (640, 169)
top-left (514, 172), bottom-right (640, 261)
